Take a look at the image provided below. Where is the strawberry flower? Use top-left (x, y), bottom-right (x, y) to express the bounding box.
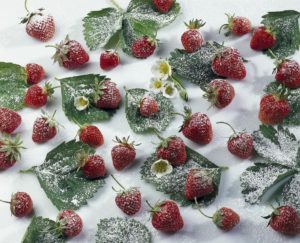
top-left (149, 78), bottom-right (164, 93)
top-left (162, 81), bottom-right (178, 99)
top-left (150, 159), bottom-right (173, 178)
top-left (151, 59), bottom-right (172, 80)
top-left (74, 96), bottom-right (89, 111)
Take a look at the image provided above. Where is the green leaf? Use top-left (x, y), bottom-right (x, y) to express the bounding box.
top-left (140, 146), bottom-right (222, 207)
top-left (22, 216), bottom-right (65, 243)
top-left (83, 8), bottom-right (123, 50)
top-left (282, 174), bottom-right (300, 213)
top-left (169, 42), bottom-right (222, 88)
top-left (60, 74), bottom-right (118, 124)
top-left (0, 62), bottom-right (28, 110)
top-left (125, 88), bottom-right (174, 133)
top-left (26, 140), bottom-right (105, 210)
top-left (262, 10), bottom-right (300, 58)
top-left (95, 217), bottom-right (151, 243)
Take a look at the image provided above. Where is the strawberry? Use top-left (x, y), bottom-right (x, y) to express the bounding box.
top-left (185, 168), bottom-right (214, 200)
top-left (57, 210), bottom-right (83, 237)
top-left (217, 122), bottom-right (253, 159)
top-left (147, 200), bottom-right (184, 233)
top-left (78, 124), bottom-right (104, 148)
top-left (25, 63), bottom-right (45, 85)
top-left (32, 110), bottom-right (59, 143)
top-left (152, 0), bottom-right (173, 14)
top-left (0, 108), bottom-right (22, 134)
top-left (47, 35), bottom-right (89, 69)
top-left (131, 36), bottom-right (156, 59)
top-left (111, 136), bottom-right (140, 171)
top-left (178, 106), bottom-right (213, 145)
top-left (274, 59), bottom-right (300, 89)
top-left (24, 82), bottom-right (57, 108)
top-left (100, 50), bottom-right (120, 70)
top-left (0, 134), bottom-right (24, 170)
top-left (21, 0), bottom-right (55, 42)
top-left (219, 13), bottom-right (251, 36)
top-left (0, 192), bottom-right (33, 218)
top-left (111, 175), bottom-right (141, 215)
top-left (181, 19), bottom-right (205, 53)
top-left (250, 26), bottom-right (276, 50)
top-left (139, 95), bottom-right (159, 117)
top-left (203, 79), bottom-right (235, 108)
top-left (93, 79), bottom-right (121, 109)
top-left (77, 152), bottom-right (106, 179)
top-left (211, 46), bottom-right (246, 80)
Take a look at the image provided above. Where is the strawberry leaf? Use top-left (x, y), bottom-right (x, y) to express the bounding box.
top-left (0, 62), bottom-right (28, 110)
top-left (22, 216), bottom-right (65, 243)
top-left (95, 217), bottom-right (151, 243)
top-left (140, 146), bottom-right (222, 207)
top-left (282, 174), bottom-right (300, 212)
top-left (60, 74), bottom-right (118, 124)
top-left (23, 140), bottom-right (106, 210)
top-left (262, 10), bottom-right (300, 59)
top-left (125, 88), bottom-right (174, 133)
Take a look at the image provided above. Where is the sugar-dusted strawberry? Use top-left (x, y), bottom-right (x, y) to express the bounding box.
top-left (153, 0), bottom-right (173, 13)
top-left (147, 200), bottom-right (184, 233)
top-left (275, 59), bottom-right (300, 89)
top-left (211, 46), bottom-right (246, 80)
top-left (25, 63), bottom-right (45, 85)
top-left (57, 210), bottom-right (83, 238)
top-left (93, 79), bottom-right (121, 109)
top-left (181, 19), bottom-right (205, 53)
top-left (178, 106), bottom-right (213, 145)
top-left (250, 26), bottom-right (276, 50)
top-left (111, 136), bottom-right (140, 171)
top-left (139, 95), bottom-right (159, 117)
top-left (100, 50), bottom-right (120, 70)
top-left (0, 108), bottom-right (21, 134)
top-left (24, 82), bottom-right (57, 108)
top-left (21, 0), bottom-right (55, 42)
top-left (219, 13), bottom-right (251, 36)
top-left (0, 134), bottom-right (24, 170)
top-left (185, 168), bottom-right (214, 200)
top-left (78, 124), bottom-right (104, 148)
top-left (203, 79), bottom-right (235, 108)
top-left (131, 36), bottom-right (156, 59)
top-left (111, 175), bottom-right (141, 215)
top-left (77, 152), bottom-right (106, 179)
top-left (47, 35), bottom-right (89, 69)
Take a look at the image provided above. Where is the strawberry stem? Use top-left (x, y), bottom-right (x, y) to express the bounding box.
top-left (19, 168), bottom-right (34, 174)
top-left (110, 0), bottom-right (123, 11)
top-left (170, 75), bottom-right (188, 101)
top-left (153, 129), bottom-right (165, 141)
top-left (216, 121), bottom-right (237, 134)
top-left (145, 200), bottom-right (154, 210)
top-left (111, 175), bottom-right (126, 190)
top-left (267, 49), bottom-right (278, 60)
top-left (194, 198), bottom-right (213, 219)
top-left (0, 199), bottom-right (10, 204)
top-left (24, 0), bottom-right (29, 13)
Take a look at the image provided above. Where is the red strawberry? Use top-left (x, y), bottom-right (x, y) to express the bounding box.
top-left (24, 82), bottom-right (57, 108)
top-left (203, 79), bottom-right (235, 108)
top-left (25, 63), bottom-right (45, 85)
top-left (152, 0), bottom-right (173, 14)
top-left (57, 210), bottom-right (83, 237)
top-left (0, 108), bottom-right (22, 134)
top-left (212, 47), bottom-right (246, 80)
top-left (94, 79), bottom-right (121, 109)
top-left (111, 175), bottom-right (141, 215)
top-left (155, 133), bottom-right (187, 166)
top-left (78, 124), bottom-right (104, 148)
top-left (147, 200), bottom-right (184, 233)
top-left (219, 14), bottom-right (251, 36)
top-left (250, 26), bottom-right (276, 50)
top-left (32, 110), bottom-right (59, 143)
top-left (185, 168), bottom-right (214, 200)
top-left (178, 106), bottom-right (213, 145)
top-left (131, 36), bottom-right (156, 59)
top-left (77, 152), bottom-right (106, 179)
top-left (274, 59), bottom-right (300, 89)
top-left (0, 134), bottom-right (24, 170)
top-left (47, 35), bottom-right (89, 69)
top-left (139, 95), bottom-right (159, 117)
top-left (181, 19), bottom-right (205, 53)
top-left (100, 50), bottom-right (120, 70)
top-left (111, 136), bottom-right (140, 171)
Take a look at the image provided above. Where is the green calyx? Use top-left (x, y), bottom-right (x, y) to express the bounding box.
top-left (111, 174), bottom-right (138, 196)
top-left (20, 0), bottom-right (44, 24)
top-left (46, 35), bottom-right (71, 66)
top-left (146, 200), bottom-right (163, 216)
top-left (184, 19), bottom-right (205, 30)
top-left (212, 210), bottom-right (224, 228)
top-left (267, 49), bottom-right (289, 71)
top-left (43, 81), bottom-right (59, 97)
top-left (270, 84), bottom-right (290, 100)
top-left (154, 130), bottom-right (173, 149)
top-left (0, 134), bottom-right (25, 161)
top-left (202, 85), bottom-right (218, 106)
top-left (177, 106), bottom-right (192, 132)
top-left (112, 136), bottom-right (140, 150)
top-left (219, 13), bottom-right (234, 36)
top-left (41, 110), bottom-right (59, 128)
top-left (92, 77), bottom-right (109, 103)
top-left (76, 150), bottom-right (89, 169)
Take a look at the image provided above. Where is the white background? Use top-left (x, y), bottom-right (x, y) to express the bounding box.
top-left (1, 0), bottom-right (300, 242)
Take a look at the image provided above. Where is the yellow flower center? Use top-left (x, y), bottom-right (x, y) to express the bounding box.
top-left (165, 85), bottom-right (174, 95)
top-left (79, 97), bottom-right (89, 106)
top-left (153, 80), bottom-right (162, 89)
top-left (153, 160), bottom-right (168, 173)
top-left (159, 62), bottom-right (170, 75)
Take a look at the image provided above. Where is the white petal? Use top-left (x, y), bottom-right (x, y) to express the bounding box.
top-left (74, 96), bottom-right (89, 111)
top-left (150, 159), bottom-right (173, 178)
top-left (162, 82), bottom-right (178, 99)
top-left (149, 78), bottom-right (163, 94)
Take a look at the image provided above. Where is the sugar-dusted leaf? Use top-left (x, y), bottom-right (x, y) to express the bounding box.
top-left (125, 88), bottom-right (174, 133)
top-left (95, 217), bottom-right (151, 243)
top-left (0, 62), bottom-right (28, 110)
top-left (262, 10), bottom-right (300, 58)
top-left (23, 140), bottom-right (105, 210)
top-left (60, 74), bottom-right (118, 124)
top-left (169, 42), bottom-right (222, 88)
top-left (141, 146), bottom-right (222, 207)
top-left (282, 173), bottom-right (300, 213)
top-left (22, 216), bottom-right (65, 243)
top-left (83, 8), bottom-right (123, 50)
